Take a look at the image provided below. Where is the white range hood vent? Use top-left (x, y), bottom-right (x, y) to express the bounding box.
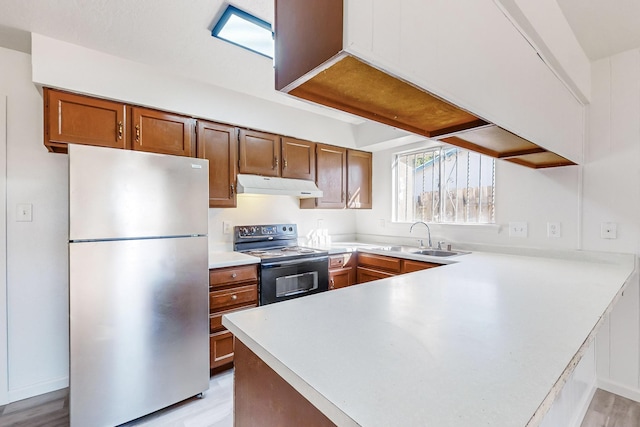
top-left (236, 174), bottom-right (322, 198)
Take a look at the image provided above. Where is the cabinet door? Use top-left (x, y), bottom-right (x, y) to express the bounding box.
top-left (314, 143), bottom-right (347, 208)
top-left (281, 137), bottom-right (316, 180)
top-left (210, 330), bottom-right (235, 369)
top-left (197, 121), bottom-right (238, 208)
top-left (356, 266), bottom-right (395, 284)
top-left (131, 107), bottom-right (195, 156)
top-left (44, 88), bottom-right (128, 153)
top-left (347, 149), bottom-right (372, 209)
top-left (329, 267), bottom-right (354, 290)
top-left (238, 129), bottom-right (281, 176)
top-left (402, 260), bottom-right (440, 273)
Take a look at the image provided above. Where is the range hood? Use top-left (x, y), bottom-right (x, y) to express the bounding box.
top-left (236, 174), bottom-right (323, 198)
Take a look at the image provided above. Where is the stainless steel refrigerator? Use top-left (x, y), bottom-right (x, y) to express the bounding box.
top-left (68, 144), bottom-right (209, 427)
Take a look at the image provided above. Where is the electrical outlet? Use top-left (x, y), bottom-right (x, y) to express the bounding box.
top-left (317, 219), bottom-right (324, 228)
top-left (601, 222), bottom-right (617, 239)
top-left (16, 203), bottom-right (32, 222)
top-left (222, 221), bottom-right (232, 235)
top-left (547, 222), bottom-right (561, 238)
top-left (508, 221), bottom-right (528, 238)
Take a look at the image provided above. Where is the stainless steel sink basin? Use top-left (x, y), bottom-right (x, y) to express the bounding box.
top-left (410, 249), bottom-right (460, 257)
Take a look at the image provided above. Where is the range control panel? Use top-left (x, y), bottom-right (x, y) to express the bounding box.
top-left (235, 224), bottom-right (298, 240)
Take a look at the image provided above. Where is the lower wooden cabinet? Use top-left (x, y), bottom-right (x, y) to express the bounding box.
top-left (328, 253), bottom-right (355, 290)
top-left (210, 330), bottom-right (235, 369)
top-left (209, 264), bottom-right (258, 373)
top-left (355, 252), bottom-right (441, 284)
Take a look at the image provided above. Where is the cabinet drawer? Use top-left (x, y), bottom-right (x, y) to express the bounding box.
top-left (329, 253), bottom-right (354, 269)
top-left (210, 330), bottom-right (234, 369)
top-left (210, 284), bottom-right (258, 312)
top-left (209, 264), bottom-right (258, 288)
top-left (210, 304), bottom-right (258, 334)
top-left (356, 266), bottom-right (395, 284)
top-left (357, 253), bottom-right (402, 273)
top-left (402, 260), bottom-right (440, 273)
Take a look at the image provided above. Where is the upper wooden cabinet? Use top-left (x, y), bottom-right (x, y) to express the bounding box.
top-left (274, 0), bottom-right (578, 168)
top-left (130, 107), bottom-right (195, 157)
top-left (238, 129), bottom-right (281, 177)
top-left (301, 144), bottom-right (372, 210)
top-left (302, 143), bottom-right (346, 209)
top-left (196, 121), bottom-right (238, 208)
top-left (347, 149), bottom-right (372, 209)
top-left (281, 137), bottom-right (316, 180)
top-left (44, 88), bottom-right (129, 153)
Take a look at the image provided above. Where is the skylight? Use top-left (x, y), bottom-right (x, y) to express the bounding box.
top-left (212, 5), bottom-right (274, 59)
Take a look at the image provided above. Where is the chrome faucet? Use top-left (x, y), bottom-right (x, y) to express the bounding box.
top-left (410, 221), bottom-right (432, 249)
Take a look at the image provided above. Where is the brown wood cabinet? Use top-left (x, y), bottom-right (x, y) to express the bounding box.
top-left (130, 107), bottom-right (195, 157)
top-left (302, 143), bottom-right (347, 209)
top-left (209, 264), bottom-right (258, 372)
top-left (44, 88), bottom-right (129, 153)
top-left (328, 253), bottom-right (355, 290)
top-left (347, 150), bottom-right (373, 209)
top-left (281, 137), bottom-right (316, 180)
top-left (196, 121), bottom-right (238, 208)
top-left (355, 252), bottom-right (440, 284)
top-left (238, 129), bottom-right (281, 176)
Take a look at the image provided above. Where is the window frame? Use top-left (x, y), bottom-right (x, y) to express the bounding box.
top-left (392, 145), bottom-right (496, 225)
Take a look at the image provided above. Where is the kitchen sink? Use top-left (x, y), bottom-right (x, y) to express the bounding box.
top-left (410, 249), bottom-right (460, 257)
top-left (373, 245), bottom-right (467, 258)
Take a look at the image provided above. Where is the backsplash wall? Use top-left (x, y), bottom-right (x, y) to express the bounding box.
top-left (208, 194), bottom-right (357, 251)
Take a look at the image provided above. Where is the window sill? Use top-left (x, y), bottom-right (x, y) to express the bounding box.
top-left (391, 222), bottom-right (500, 232)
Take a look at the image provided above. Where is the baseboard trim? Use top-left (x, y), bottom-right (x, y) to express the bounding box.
top-left (8, 376), bottom-right (68, 403)
top-left (570, 379), bottom-right (597, 427)
top-left (597, 378), bottom-right (640, 403)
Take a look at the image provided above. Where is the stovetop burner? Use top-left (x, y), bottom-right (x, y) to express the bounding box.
top-left (233, 224), bottom-right (328, 262)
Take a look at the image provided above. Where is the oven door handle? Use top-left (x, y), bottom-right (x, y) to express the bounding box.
top-left (261, 256), bottom-right (328, 268)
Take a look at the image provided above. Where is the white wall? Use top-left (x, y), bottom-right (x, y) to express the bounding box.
top-left (0, 46), bottom-right (69, 402)
top-left (356, 141), bottom-right (582, 251)
top-left (0, 94), bottom-right (8, 404)
top-left (208, 195), bottom-right (356, 250)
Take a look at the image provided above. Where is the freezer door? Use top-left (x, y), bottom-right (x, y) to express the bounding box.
top-left (69, 236), bottom-right (209, 427)
top-left (69, 144), bottom-right (208, 241)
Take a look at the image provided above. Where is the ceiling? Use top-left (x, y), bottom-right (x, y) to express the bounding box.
top-left (556, 0), bottom-right (640, 60)
top-left (0, 0), bottom-right (638, 121)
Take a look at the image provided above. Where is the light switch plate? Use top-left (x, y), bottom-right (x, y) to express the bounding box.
top-left (508, 221), bottom-right (528, 238)
top-left (222, 221), bottom-right (232, 235)
top-left (601, 222), bottom-right (617, 239)
top-left (16, 203), bottom-right (32, 222)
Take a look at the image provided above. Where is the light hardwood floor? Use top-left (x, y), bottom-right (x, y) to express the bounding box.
top-left (0, 370), bottom-right (233, 427)
top-left (1, 378), bottom-right (638, 426)
top-left (580, 388), bottom-right (640, 427)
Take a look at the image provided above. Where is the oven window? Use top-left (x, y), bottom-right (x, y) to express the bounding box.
top-left (276, 271), bottom-right (318, 297)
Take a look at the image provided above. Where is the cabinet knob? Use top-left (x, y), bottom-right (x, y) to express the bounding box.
top-left (231, 273), bottom-right (237, 278)
top-left (231, 294), bottom-right (237, 300)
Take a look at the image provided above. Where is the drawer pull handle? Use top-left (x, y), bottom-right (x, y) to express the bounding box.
top-left (118, 121), bottom-right (123, 139)
top-left (231, 273), bottom-right (237, 278)
top-left (231, 295), bottom-right (237, 300)
top-left (135, 124), bottom-right (140, 143)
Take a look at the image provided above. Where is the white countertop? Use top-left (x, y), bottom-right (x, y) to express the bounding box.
top-left (223, 249), bottom-right (635, 426)
top-left (208, 251), bottom-right (259, 269)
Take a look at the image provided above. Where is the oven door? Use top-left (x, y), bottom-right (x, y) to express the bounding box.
top-left (260, 256), bottom-right (329, 305)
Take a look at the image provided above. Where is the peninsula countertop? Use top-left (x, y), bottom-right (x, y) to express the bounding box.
top-left (223, 249), bottom-right (635, 426)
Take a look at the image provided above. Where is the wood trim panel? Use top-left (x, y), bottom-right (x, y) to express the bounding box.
top-left (288, 55), bottom-right (488, 138)
top-left (234, 340), bottom-right (337, 427)
top-left (275, 0), bottom-right (344, 92)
